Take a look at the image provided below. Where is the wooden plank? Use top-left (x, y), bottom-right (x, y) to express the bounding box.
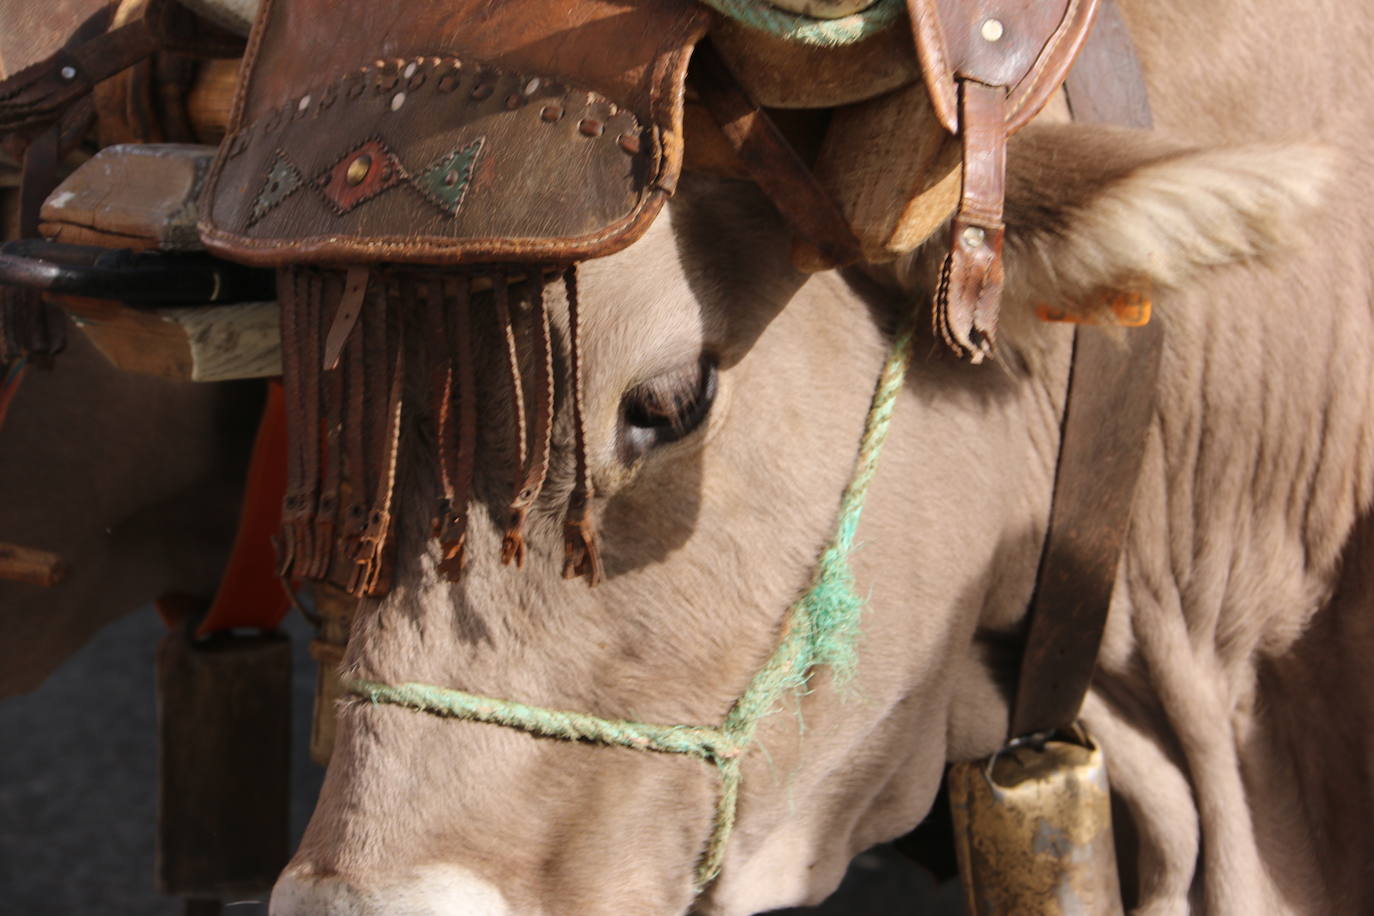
top-left (187, 58), bottom-right (241, 145)
top-left (0, 542), bottom-right (67, 587)
top-left (40, 144), bottom-right (215, 251)
top-left (57, 295), bottom-right (282, 382)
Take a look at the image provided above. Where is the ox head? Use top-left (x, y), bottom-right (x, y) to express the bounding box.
top-left (269, 110), bottom-right (1331, 914)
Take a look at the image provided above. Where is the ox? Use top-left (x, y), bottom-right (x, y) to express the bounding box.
top-left (270, 4), bottom-right (1374, 916)
top-left (177, 0), bottom-right (1374, 912)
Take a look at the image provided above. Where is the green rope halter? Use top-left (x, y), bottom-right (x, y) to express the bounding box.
top-left (348, 326), bottom-right (913, 889)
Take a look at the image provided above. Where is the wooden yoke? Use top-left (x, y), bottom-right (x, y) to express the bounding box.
top-left (907, 0), bottom-right (1100, 362)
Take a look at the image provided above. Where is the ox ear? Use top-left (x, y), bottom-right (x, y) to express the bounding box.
top-left (1001, 123), bottom-right (1336, 321)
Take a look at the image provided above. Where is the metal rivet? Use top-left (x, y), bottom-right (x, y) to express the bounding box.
top-left (961, 226), bottom-right (987, 249)
top-left (504, 94), bottom-right (523, 110)
top-left (391, 91), bottom-right (406, 111)
top-left (579, 118), bottom-right (604, 138)
top-left (403, 61), bottom-right (417, 79)
top-left (346, 153), bottom-right (372, 186)
top-left (981, 18), bottom-right (1004, 41)
top-left (471, 83), bottom-right (494, 100)
top-left (298, 95), bottom-right (311, 111)
top-left (60, 65), bottom-right (77, 80)
top-left (540, 105), bottom-right (563, 122)
top-left (618, 133), bottom-right (641, 155)
top-left (443, 169), bottom-right (460, 187)
top-left (524, 78), bottom-right (541, 95)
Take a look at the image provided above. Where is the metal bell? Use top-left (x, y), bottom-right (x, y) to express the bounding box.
top-left (948, 723), bottom-right (1123, 916)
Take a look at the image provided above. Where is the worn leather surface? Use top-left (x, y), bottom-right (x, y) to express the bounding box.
top-left (907, 0), bottom-right (1099, 133)
top-left (200, 0), bottom-right (708, 266)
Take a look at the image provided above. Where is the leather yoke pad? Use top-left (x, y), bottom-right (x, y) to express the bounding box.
top-left (909, 0), bottom-right (1099, 132)
top-left (199, 0), bottom-right (708, 266)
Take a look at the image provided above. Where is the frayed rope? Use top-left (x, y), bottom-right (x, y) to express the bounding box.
top-left (345, 325), bottom-right (914, 890)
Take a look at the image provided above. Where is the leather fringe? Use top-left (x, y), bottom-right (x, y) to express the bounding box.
top-left (561, 265), bottom-right (603, 585)
top-left (275, 264), bottom-right (601, 597)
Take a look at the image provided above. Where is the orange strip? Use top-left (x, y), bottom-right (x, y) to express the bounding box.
top-left (196, 382), bottom-right (292, 636)
top-left (1036, 289), bottom-right (1152, 327)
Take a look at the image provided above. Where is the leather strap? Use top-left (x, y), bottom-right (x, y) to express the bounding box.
top-left (691, 41), bottom-right (862, 269)
top-left (907, 0), bottom-right (1102, 360)
top-left (1009, 0), bottom-right (1160, 740)
top-left (932, 80), bottom-right (1006, 363)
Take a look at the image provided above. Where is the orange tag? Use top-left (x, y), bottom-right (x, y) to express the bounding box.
top-left (1036, 288), bottom-right (1151, 327)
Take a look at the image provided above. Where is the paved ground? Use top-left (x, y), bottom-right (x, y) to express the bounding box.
top-left (0, 609), bottom-right (962, 915)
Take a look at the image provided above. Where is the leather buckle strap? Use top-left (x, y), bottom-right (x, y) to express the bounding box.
top-left (933, 80), bottom-right (1005, 363)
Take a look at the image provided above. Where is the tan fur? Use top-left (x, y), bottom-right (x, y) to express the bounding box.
top-left (275, 0), bottom-right (1374, 913)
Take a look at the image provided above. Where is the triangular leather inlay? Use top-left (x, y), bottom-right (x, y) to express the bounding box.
top-left (250, 152), bottom-right (304, 225)
top-left (412, 138), bottom-right (485, 217)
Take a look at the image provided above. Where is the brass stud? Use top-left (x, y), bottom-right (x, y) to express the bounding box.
top-left (981, 18), bottom-right (1004, 41)
top-left (346, 153), bottom-right (372, 186)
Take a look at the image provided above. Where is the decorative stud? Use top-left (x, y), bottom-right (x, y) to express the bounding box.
top-left (578, 118), bottom-right (604, 138)
top-left (345, 153), bottom-right (372, 186)
top-left (523, 78), bottom-right (541, 95)
top-left (981, 18), bottom-right (1004, 41)
top-left (60, 65), bottom-right (77, 80)
top-left (540, 105), bottom-right (563, 122)
top-left (249, 152), bottom-right (304, 225)
top-left (618, 133), bottom-right (641, 155)
top-left (391, 91), bottom-right (406, 111)
top-left (315, 138), bottom-right (406, 213)
top-left (411, 138), bottom-right (485, 216)
top-left (471, 83), bottom-right (494, 100)
top-left (961, 225), bottom-right (987, 248)
top-left (403, 61), bottom-right (418, 79)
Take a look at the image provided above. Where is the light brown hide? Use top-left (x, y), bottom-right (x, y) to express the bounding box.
top-left (276, 1), bottom-right (1374, 914)
top-left (0, 323), bottom-right (257, 697)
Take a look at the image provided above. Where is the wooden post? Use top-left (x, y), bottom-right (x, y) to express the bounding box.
top-left (156, 627), bottom-right (291, 900)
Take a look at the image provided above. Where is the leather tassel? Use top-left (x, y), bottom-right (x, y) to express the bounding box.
top-left (435, 275), bottom-right (476, 581)
top-left (560, 265), bottom-right (603, 586)
top-left (339, 273), bottom-right (370, 584)
top-left (276, 268), bottom-right (308, 577)
top-left (313, 270), bottom-right (347, 580)
top-left (297, 268), bottom-right (325, 577)
top-left (494, 273), bottom-right (531, 567)
top-left (347, 276), bottom-right (404, 597)
top-left (504, 273), bottom-right (555, 567)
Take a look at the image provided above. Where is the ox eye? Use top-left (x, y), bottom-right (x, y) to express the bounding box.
top-left (619, 356), bottom-right (717, 462)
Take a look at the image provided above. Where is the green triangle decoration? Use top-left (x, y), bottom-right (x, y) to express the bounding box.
top-left (249, 152), bottom-right (304, 225)
top-left (412, 138), bottom-right (485, 216)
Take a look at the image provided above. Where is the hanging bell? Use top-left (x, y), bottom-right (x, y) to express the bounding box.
top-left (948, 723), bottom-right (1123, 916)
